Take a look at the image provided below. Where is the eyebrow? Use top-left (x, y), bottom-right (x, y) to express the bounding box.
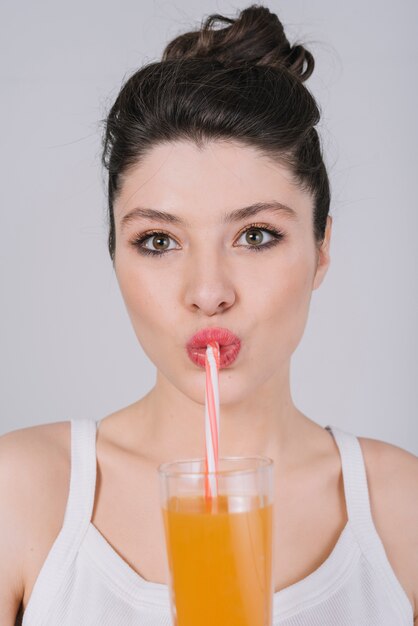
top-left (120, 201), bottom-right (297, 230)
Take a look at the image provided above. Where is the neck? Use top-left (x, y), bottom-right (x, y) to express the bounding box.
top-left (134, 365), bottom-right (310, 468)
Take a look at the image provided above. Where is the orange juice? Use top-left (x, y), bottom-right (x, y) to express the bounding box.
top-left (162, 494), bottom-right (273, 626)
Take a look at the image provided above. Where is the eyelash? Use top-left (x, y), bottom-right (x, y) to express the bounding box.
top-left (129, 223), bottom-right (285, 258)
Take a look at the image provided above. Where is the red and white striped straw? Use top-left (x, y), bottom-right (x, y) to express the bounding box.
top-left (204, 341), bottom-right (220, 502)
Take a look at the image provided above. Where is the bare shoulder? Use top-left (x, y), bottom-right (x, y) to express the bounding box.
top-left (1, 419), bottom-right (70, 450)
top-left (358, 436), bottom-right (418, 619)
top-left (0, 421), bottom-right (71, 491)
top-left (0, 421), bottom-right (71, 613)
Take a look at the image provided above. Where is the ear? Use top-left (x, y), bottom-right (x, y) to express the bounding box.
top-left (312, 215), bottom-right (332, 291)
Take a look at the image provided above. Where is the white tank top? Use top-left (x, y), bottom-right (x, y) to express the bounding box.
top-left (19, 418), bottom-right (413, 625)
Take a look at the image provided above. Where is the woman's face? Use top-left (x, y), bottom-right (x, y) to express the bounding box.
top-left (113, 140), bottom-right (331, 406)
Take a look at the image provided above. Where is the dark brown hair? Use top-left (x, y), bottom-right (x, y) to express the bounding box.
top-left (101, 4), bottom-right (330, 262)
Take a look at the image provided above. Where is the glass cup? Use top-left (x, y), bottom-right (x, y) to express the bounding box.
top-left (158, 456), bottom-right (274, 626)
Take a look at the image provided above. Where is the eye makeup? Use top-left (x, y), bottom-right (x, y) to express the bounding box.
top-left (129, 223), bottom-right (285, 258)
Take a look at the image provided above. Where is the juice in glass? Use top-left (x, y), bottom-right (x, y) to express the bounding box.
top-left (159, 457), bottom-right (274, 626)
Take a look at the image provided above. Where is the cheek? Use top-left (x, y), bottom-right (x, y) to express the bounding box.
top-left (252, 254), bottom-right (315, 354)
top-left (115, 262), bottom-right (179, 350)
top-left (115, 261), bottom-right (158, 329)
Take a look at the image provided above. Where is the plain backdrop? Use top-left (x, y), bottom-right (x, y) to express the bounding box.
top-left (1, 0), bottom-right (417, 454)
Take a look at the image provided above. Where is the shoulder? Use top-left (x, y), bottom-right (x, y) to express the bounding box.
top-left (0, 420), bottom-right (72, 534)
top-left (358, 436), bottom-right (418, 619)
top-left (359, 436), bottom-right (418, 510)
top-left (0, 421), bottom-right (71, 611)
top-left (0, 421), bottom-right (71, 486)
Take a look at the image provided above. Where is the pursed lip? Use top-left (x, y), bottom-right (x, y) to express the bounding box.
top-left (186, 326), bottom-right (241, 349)
top-left (186, 327), bottom-right (241, 368)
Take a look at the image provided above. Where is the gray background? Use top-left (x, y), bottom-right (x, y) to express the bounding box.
top-left (1, 1), bottom-right (417, 454)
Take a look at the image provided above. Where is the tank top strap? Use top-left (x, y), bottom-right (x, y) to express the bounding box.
top-left (22, 418), bottom-right (99, 625)
top-left (62, 418), bottom-right (98, 532)
top-left (325, 424), bottom-right (414, 620)
top-left (325, 424), bottom-right (374, 537)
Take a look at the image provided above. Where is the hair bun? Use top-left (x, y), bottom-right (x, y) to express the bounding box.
top-left (161, 4), bottom-right (314, 83)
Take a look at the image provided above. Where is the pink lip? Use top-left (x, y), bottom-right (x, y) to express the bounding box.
top-left (186, 326), bottom-right (241, 369)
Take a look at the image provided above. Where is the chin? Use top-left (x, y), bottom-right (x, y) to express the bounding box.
top-left (181, 367), bottom-right (249, 407)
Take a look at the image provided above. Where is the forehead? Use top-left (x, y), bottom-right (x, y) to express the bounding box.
top-left (115, 140), bottom-right (312, 224)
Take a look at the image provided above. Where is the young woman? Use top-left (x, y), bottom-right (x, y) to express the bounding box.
top-left (1, 5), bottom-right (417, 625)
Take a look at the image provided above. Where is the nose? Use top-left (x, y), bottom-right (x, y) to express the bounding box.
top-left (183, 254), bottom-right (236, 316)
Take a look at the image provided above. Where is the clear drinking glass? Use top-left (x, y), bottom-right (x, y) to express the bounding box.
top-left (158, 456), bottom-right (274, 626)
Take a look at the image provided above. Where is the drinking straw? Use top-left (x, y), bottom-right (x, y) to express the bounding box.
top-left (204, 341), bottom-right (220, 506)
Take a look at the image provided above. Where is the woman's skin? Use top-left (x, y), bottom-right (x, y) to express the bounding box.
top-left (112, 139), bottom-right (333, 467)
top-left (1, 140), bottom-right (417, 624)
